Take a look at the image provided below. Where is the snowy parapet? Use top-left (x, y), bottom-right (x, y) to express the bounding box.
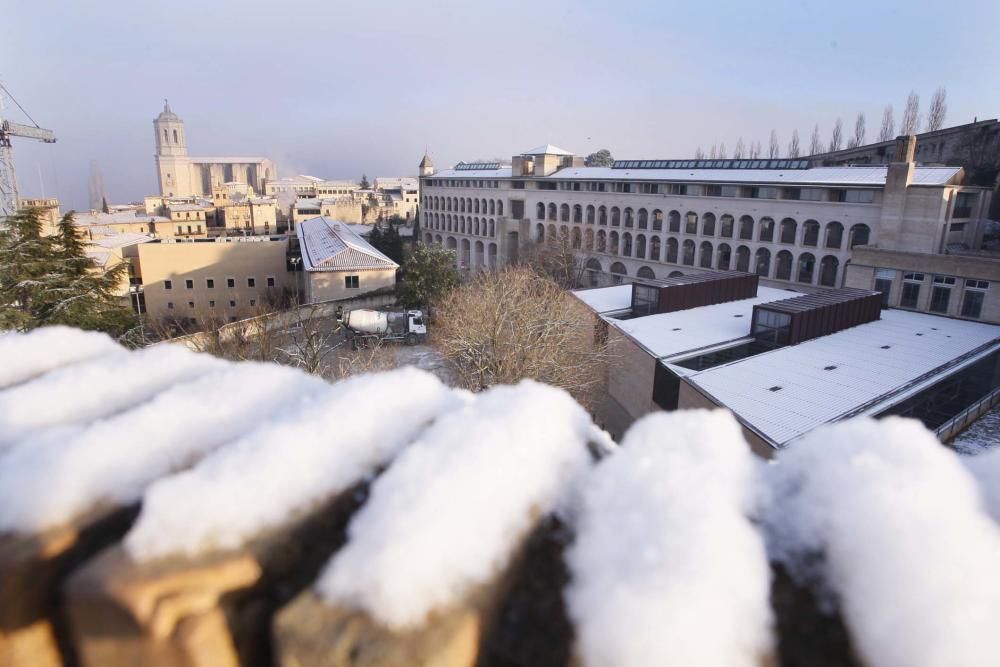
top-left (565, 410), bottom-right (773, 667)
top-left (765, 418), bottom-right (1000, 667)
top-left (316, 380), bottom-right (599, 630)
top-left (0, 326), bottom-right (121, 389)
top-left (125, 367), bottom-right (465, 560)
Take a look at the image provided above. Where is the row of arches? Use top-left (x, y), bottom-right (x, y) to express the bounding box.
top-left (425, 234), bottom-right (500, 269)
top-left (427, 213), bottom-right (496, 238)
top-left (531, 204), bottom-right (870, 250)
top-left (424, 196), bottom-right (504, 216)
top-left (538, 224), bottom-right (842, 286)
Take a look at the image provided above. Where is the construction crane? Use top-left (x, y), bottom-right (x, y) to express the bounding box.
top-left (0, 83), bottom-right (56, 219)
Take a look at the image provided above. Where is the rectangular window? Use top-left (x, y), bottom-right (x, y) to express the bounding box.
top-left (227, 278), bottom-right (235, 288)
top-left (345, 275), bottom-right (360, 289)
top-left (188, 301), bottom-right (195, 309)
top-left (206, 278), bottom-right (215, 289)
top-left (209, 300), bottom-right (216, 308)
top-left (167, 302), bottom-right (174, 310)
top-left (249, 299), bottom-right (256, 307)
top-left (266, 277), bottom-right (275, 287)
top-left (799, 188), bottom-right (823, 201)
top-left (751, 186), bottom-right (777, 199)
top-left (164, 280), bottom-right (172, 290)
top-left (929, 276), bottom-right (955, 313)
top-left (185, 279), bottom-right (193, 289)
top-left (874, 278), bottom-right (893, 307)
top-left (229, 300), bottom-right (236, 308)
top-left (632, 285), bottom-right (659, 317)
top-left (900, 273), bottom-right (924, 309)
top-left (961, 290), bottom-right (985, 318)
top-left (954, 192), bottom-right (976, 219)
top-left (247, 278), bottom-right (255, 288)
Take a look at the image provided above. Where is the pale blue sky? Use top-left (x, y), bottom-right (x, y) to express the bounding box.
top-left (4, 0), bottom-right (998, 209)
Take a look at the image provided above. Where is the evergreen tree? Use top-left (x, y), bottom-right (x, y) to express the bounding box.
top-left (367, 223), bottom-right (384, 250)
top-left (382, 222), bottom-right (404, 263)
top-left (101, 196), bottom-right (110, 214)
top-left (397, 244), bottom-right (460, 310)
top-left (359, 173), bottom-right (371, 190)
top-left (0, 208), bottom-right (135, 335)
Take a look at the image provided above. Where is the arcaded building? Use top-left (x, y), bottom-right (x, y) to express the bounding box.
top-left (153, 101), bottom-right (276, 198)
top-left (419, 138), bottom-right (998, 323)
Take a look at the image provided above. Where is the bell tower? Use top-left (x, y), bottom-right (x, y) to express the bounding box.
top-left (418, 150), bottom-right (434, 177)
top-left (153, 100), bottom-right (193, 197)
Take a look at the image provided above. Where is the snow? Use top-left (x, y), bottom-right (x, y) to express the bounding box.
top-left (952, 406), bottom-right (1000, 455)
top-left (0, 361), bottom-right (327, 534)
top-left (570, 284), bottom-right (633, 315)
top-left (963, 448), bottom-right (1000, 524)
top-left (565, 410), bottom-right (772, 667)
top-left (0, 345), bottom-right (222, 451)
top-left (316, 380), bottom-right (599, 629)
top-left (125, 367), bottom-right (464, 560)
top-left (0, 326), bottom-right (120, 389)
top-left (764, 417), bottom-right (1000, 667)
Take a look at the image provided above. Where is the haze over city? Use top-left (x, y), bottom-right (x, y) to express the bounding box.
top-left (4, 0), bottom-right (999, 210)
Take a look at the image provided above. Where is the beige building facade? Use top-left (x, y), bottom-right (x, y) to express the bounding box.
top-left (297, 216), bottom-right (398, 303)
top-left (137, 236), bottom-right (293, 321)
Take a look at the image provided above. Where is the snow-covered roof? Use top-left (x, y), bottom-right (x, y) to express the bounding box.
top-left (686, 309), bottom-right (1000, 446)
top-left (298, 216), bottom-right (399, 272)
top-left (190, 156), bottom-right (269, 164)
top-left (167, 203), bottom-right (208, 212)
top-left (88, 233), bottom-right (154, 249)
top-left (521, 144), bottom-right (574, 156)
top-left (548, 165), bottom-right (961, 186)
top-left (608, 286), bottom-right (792, 359)
top-left (73, 211), bottom-right (169, 226)
top-left (571, 284), bottom-right (634, 314)
top-left (431, 167), bottom-right (513, 179)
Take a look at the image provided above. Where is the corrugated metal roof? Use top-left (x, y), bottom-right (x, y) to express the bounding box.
top-left (298, 217), bottom-right (399, 272)
top-left (608, 286), bottom-right (794, 358)
top-left (521, 144), bottom-right (574, 156)
top-left (685, 309), bottom-right (1000, 446)
top-left (432, 167), bottom-right (513, 179)
top-left (572, 284), bottom-right (634, 314)
top-left (547, 165), bottom-right (960, 185)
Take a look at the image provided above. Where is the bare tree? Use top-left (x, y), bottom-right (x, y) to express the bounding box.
top-left (787, 130), bottom-right (801, 158)
top-left (847, 112), bottom-right (866, 149)
top-left (694, 146), bottom-right (705, 159)
top-left (926, 87), bottom-right (947, 131)
top-left (901, 91), bottom-right (920, 135)
top-left (749, 140), bottom-right (761, 159)
top-left (768, 130), bottom-right (780, 158)
top-left (829, 118), bottom-right (843, 152)
top-left (718, 142), bottom-right (727, 159)
top-left (878, 105), bottom-right (895, 142)
top-left (518, 229), bottom-right (589, 290)
top-left (709, 144), bottom-right (717, 159)
top-left (733, 137), bottom-right (745, 159)
top-left (433, 268), bottom-right (610, 411)
top-left (809, 125), bottom-right (822, 155)
top-left (278, 305), bottom-right (344, 377)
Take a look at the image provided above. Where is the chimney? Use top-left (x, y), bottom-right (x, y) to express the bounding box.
top-left (893, 135), bottom-right (916, 164)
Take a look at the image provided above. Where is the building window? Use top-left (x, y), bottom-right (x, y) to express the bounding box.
top-left (185, 279), bottom-right (193, 289)
top-left (961, 280), bottom-right (989, 318)
top-left (229, 300), bottom-right (236, 308)
top-left (227, 278), bottom-right (235, 288)
top-left (247, 278), bottom-right (256, 288)
top-left (900, 272), bottom-right (925, 309)
top-left (206, 278), bottom-right (215, 289)
top-left (632, 285), bottom-right (658, 317)
top-left (267, 277), bottom-right (275, 287)
top-left (164, 280), bottom-right (172, 290)
top-left (345, 275), bottom-right (360, 289)
top-left (167, 302), bottom-right (174, 310)
top-left (954, 192), bottom-right (976, 219)
top-left (188, 301), bottom-right (195, 309)
top-left (929, 276), bottom-right (956, 313)
top-left (249, 299), bottom-right (256, 307)
top-left (209, 300), bottom-right (216, 308)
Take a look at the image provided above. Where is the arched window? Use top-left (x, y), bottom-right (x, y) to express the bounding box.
top-left (635, 234), bottom-right (647, 259)
top-left (669, 271), bottom-right (685, 278)
top-left (826, 222), bottom-right (844, 249)
top-left (573, 205), bottom-right (582, 223)
top-left (475, 240), bottom-right (485, 267)
top-left (460, 199), bottom-right (466, 213)
top-left (489, 200), bottom-right (495, 214)
top-left (668, 210), bottom-right (681, 233)
top-left (466, 198), bottom-right (472, 212)
top-left (586, 205), bottom-right (596, 224)
top-left (610, 231), bottom-right (620, 255)
top-left (802, 220), bottom-right (820, 246)
top-left (755, 248), bottom-right (771, 277)
top-left (474, 219), bottom-right (480, 235)
top-left (474, 199), bottom-right (480, 214)
top-left (549, 224), bottom-right (558, 243)
top-left (548, 203), bottom-right (557, 220)
top-left (717, 243), bottom-right (732, 270)
top-left (682, 239), bottom-right (696, 265)
top-left (720, 214), bottom-right (734, 238)
top-left (739, 215), bottom-right (754, 240)
top-left (849, 223), bottom-right (871, 248)
top-left (622, 232), bottom-right (633, 256)
top-left (611, 207), bottom-right (621, 227)
top-left (572, 227), bottom-right (582, 249)
top-left (497, 201), bottom-right (503, 216)
top-left (488, 220), bottom-right (495, 237)
top-left (650, 236), bottom-right (661, 261)
top-left (559, 225), bottom-right (569, 243)
top-left (699, 241), bottom-right (713, 268)
top-left (435, 234), bottom-right (442, 244)
top-left (536, 203), bottom-right (545, 220)
top-left (597, 230), bottom-right (607, 253)
top-left (624, 207), bottom-right (634, 228)
top-left (610, 262), bottom-right (627, 285)
top-left (819, 256), bottom-right (839, 287)
top-left (536, 223), bottom-right (545, 242)
top-left (780, 218), bottom-right (797, 244)
top-left (424, 232), bottom-right (433, 244)
top-left (447, 236), bottom-right (458, 251)
top-left (736, 245), bottom-right (751, 272)
top-left (666, 238), bottom-right (679, 263)
top-left (702, 212), bottom-right (716, 236)
top-left (585, 228), bottom-right (595, 251)
top-left (488, 242), bottom-right (498, 268)
top-left (759, 217), bottom-right (775, 242)
top-left (173, 129), bottom-right (178, 143)
top-left (638, 209), bottom-right (648, 229)
top-left (797, 253), bottom-right (816, 284)
top-left (164, 128), bottom-right (169, 142)
top-left (775, 250), bottom-right (793, 280)
top-left (637, 266), bottom-right (656, 279)
top-left (685, 211), bottom-right (698, 234)
top-left (652, 209), bottom-right (663, 231)
top-left (599, 206), bottom-right (608, 226)
top-left (585, 257), bottom-right (602, 286)
top-left (560, 203), bottom-right (570, 222)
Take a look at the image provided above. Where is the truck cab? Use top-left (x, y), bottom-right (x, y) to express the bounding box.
top-left (406, 310), bottom-right (427, 336)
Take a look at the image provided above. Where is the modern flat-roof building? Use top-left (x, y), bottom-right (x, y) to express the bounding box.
top-left (575, 273), bottom-right (1000, 455)
top-left (297, 216), bottom-right (398, 303)
top-left (420, 136), bottom-right (999, 323)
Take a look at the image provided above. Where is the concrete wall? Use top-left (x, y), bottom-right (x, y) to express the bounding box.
top-left (138, 238), bottom-right (293, 320)
top-left (303, 268), bottom-right (396, 304)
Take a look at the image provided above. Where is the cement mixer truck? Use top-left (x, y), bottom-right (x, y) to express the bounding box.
top-left (341, 309), bottom-right (427, 347)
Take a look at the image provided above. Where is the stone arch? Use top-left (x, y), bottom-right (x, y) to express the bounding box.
top-left (652, 209), bottom-right (663, 231)
top-left (586, 205), bottom-right (596, 224)
top-left (536, 223), bottom-right (545, 243)
top-left (701, 212), bottom-right (716, 236)
top-left (536, 203), bottom-right (545, 220)
top-left (650, 236), bottom-right (661, 261)
top-left (424, 232), bottom-right (433, 244)
top-left (446, 236), bottom-right (458, 251)
top-left (775, 250), bottom-right (793, 280)
top-left (797, 252), bottom-right (816, 284)
top-left (460, 238), bottom-right (471, 267)
top-left (635, 234), bottom-right (646, 259)
top-left (573, 205), bottom-right (583, 223)
top-left (803, 220), bottom-right (820, 246)
top-left (435, 234), bottom-right (443, 244)
top-left (720, 214), bottom-right (734, 238)
top-left (668, 210), bottom-right (681, 233)
top-left (585, 257), bottom-right (602, 286)
top-left (717, 243), bottom-right (732, 270)
top-left (488, 243), bottom-right (498, 268)
top-left (572, 227), bottom-right (582, 249)
top-left (496, 201), bottom-right (503, 216)
top-left (624, 207), bottom-right (634, 228)
top-left (735, 245), bottom-right (751, 272)
top-left (819, 255), bottom-right (839, 287)
top-left (475, 240), bottom-right (485, 267)
top-left (622, 232), bottom-right (633, 257)
top-left (598, 206), bottom-right (608, 226)
top-left (488, 219), bottom-right (495, 237)
top-left (474, 199), bottom-right (480, 214)
top-left (669, 270), bottom-right (685, 278)
top-left (547, 203), bottom-right (557, 220)
top-left (584, 228), bottom-right (594, 251)
top-left (825, 221), bottom-right (844, 249)
top-left (759, 217), bottom-right (775, 243)
top-left (548, 224), bottom-right (558, 243)
top-left (560, 203), bottom-right (570, 222)
top-left (611, 207), bottom-right (621, 227)
top-left (610, 262), bottom-right (627, 285)
top-left (739, 215), bottom-right (754, 240)
top-left (489, 200), bottom-right (495, 215)
top-left (780, 217), bottom-right (797, 244)
top-left (755, 247), bottom-right (771, 277)
top-left (666, 237), bottom-right (679, 263)
top-left (609, 230), bottom-right (620, 255)
top-left (699, 241), bottom-right (713, 268)
top-left (637, 266), bottom-right (656, 279)
top-left (597, 230), bottom-right (607, 253)
top-left (682, 239), bottom-right (696, 265)
top-left (849, 223), bottom-right (871, 248)
top-left (685, 211), bottom-right (698, 234)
